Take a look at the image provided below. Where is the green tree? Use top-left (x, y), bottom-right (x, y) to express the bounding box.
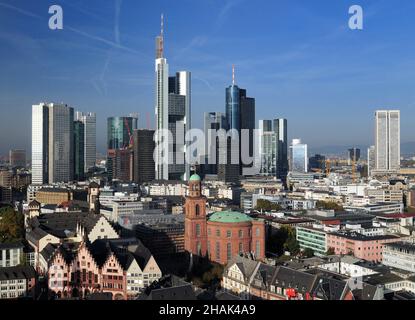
top-left (283, 226), bottom-right (300, 256)
top-left (326, 247), bottom-right (335, 256)
top-left (256, 199), bottom-right (282, 212)
top-left (302, 248), bottom-right (315, 258)
top-left (0, 207), bottom-right (24, 243)
top-left (316, 201), bottom-right (344, 212)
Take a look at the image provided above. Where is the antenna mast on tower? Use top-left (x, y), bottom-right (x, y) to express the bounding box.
top-left (232, 64), bottom-right (235, 85)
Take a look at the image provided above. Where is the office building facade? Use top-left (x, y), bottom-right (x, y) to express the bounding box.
top-left (73, 121), bottom-right (85, 181)
top-left (75, 112), bottom-right (96, 173)
top-left (290, 139), bottom-right (308, 173)
top-left (203, 112), bottom-right (227, 175)
top-left (32, 103), bottom-right (75, 185)
top-left (375, 110), bottom-right (400, 172)
top-left (107, 116), bottom-right (138, 150)
top-left (9, 150), bottom-right (26, 168)
top-left (133, 129), bottom-right (156, 184)
top-left (258, 119), bottom-right (288, 179)
top-left (155, 16), bottom-right (191, 181)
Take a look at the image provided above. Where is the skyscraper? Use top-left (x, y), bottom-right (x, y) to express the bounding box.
top-left (48, 104), bottom-right (74, 183)
top-left (348, 148), bottom-right (361, 166)
top-left (290, 139), bottom-right (308, 173)
top-left (154, 15), bottom-right (191, 181)
top-left (106, 115), bottom-right (137, 182)
top-left (240, 90), bottom-right (256, 175)
top-left (133, 129), bottom-right (156, 184)
top-left (221, 66), bottom-right (256, 180)
top-left (107, 116), bottom-right (138, 150)
top-left (75, 112), bottom-right (96, 173)
top-left (258, 119), bottom-right (288, 180)
top-left (368, 145), bottom-right (376, 177)
top-left (375, 110), bottom-right (400, 172)
top-left (259, 120), bottom-right (277, 176)
top-left (9, 150), bottom-right (26, 168)
top-left (32, 103), bottom-right (74, 184)
top-left (73, 120), bottom-right (85, 181)
top-left (32, 103), bottom-right (49, 185)
top-left (275, 119), bottom-right (289, 181)
top-left (168, 72), bottom-right (191, 181)
top-left (203, 112), bottom-right (227, 175)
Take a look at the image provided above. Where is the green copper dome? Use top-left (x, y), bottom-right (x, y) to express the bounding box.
top-left (208, 211), bottom-right (253, 223)
top-left (189, 174), bottom-right (201, 181)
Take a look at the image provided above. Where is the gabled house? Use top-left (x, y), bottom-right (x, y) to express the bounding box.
top-left (222, 255), bottom-right (260, 300)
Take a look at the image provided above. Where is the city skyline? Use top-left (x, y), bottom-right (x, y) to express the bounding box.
top-left (1, 0), bottom-right (415, 156)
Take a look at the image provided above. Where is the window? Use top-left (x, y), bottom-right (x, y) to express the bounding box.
top-left (239, 230), bottom-right (243, 238)
top-left (215, 242), bottom-right (220, 261)
top-left (208, 228), bottom-right (211, 236)
top-left (207, 242), bottom-right (211, 255)
top-left (197, 242), bottom-right (201, 254)
top-left (196, 224), bottom-right (201, 237)
top-left (256, 241), bottom-right (261, 256)
top-left (195, 204), bottom-right (200, 216)
top-left (216, 229), bottom-right (220, 237)
top-left (239, 243), bottom-right (243, 254)
top-left (256, 228), bottom-right (260, 237)
top-left (227, 230), bottom-right (232, 238)
top-left (227, 243), bottom-right (232, 261)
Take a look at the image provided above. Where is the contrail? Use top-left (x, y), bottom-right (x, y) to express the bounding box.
top-left (0, 1), bottom-right (42, 19)
top-left (114, 0), bottom-right (123, 45)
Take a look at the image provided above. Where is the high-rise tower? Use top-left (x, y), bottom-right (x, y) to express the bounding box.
top-left (75, 112), bottom-right (96, 173)
top-left (375, 110), bottom-right (400, 173)
top-left (155, 15), bottom-right (191, 181)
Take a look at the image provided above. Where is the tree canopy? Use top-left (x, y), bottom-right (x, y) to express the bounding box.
top-left (256, 199), bottom-right (282, 212)
top-left (0, 206), bottom-right (24, 243)
top-left (316, 201), bottom-right (344, 212)
top-left (267, 226), bottom-right (300, 257)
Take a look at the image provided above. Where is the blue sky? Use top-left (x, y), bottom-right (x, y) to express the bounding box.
top-left (1, 0), bottom-right (415, 155)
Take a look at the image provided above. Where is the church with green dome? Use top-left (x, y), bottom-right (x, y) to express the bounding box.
top-left (184, 174), bottom-right (265, 265)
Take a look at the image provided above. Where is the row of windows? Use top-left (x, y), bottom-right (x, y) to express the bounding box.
top-left (203, 228), bottom-right (261, 238)
top-left (0, 280), bottom-right (24, 284)
top-left (102, 283), bottom-right (123, 289)
top-left (206, 241), bottom-right (261, 261)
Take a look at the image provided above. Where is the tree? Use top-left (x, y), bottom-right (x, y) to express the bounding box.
top-left (302, 248), bottom-right (315, 258)
top-left (283, 226), bottom-right (300, 256)
top-left (326, 247), bottom-right (336, 256)
top-left (256, 199), bottom-right (282, 212)
top-left (316, 201), bottom-right (344, 212)
top-left (0, 206), bottom-right (24, 243)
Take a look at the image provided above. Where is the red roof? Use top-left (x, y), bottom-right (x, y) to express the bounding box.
top-left (379, 213), bottom-right (415, 219)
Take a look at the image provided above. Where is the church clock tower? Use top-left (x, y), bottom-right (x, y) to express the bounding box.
top-left (184, 174), bottom-right (207, 257)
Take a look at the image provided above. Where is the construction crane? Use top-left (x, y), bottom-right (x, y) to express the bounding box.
top-left (352, 153), bottom-right (357, 183)
top-left (124, 118), bottom-right (134, 149)
top-left (325, 159), bottom-right (331, 176)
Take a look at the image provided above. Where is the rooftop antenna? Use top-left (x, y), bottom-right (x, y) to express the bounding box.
top-left (232, 64), bottom-right (235, 85)
top-left (160, 13), bottom-right (164, 57)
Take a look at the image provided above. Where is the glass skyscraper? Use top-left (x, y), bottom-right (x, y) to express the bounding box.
top-left (154, 16), bottom-right (191, 181)
top-left (258, 119), bottom-right (288, 180)
top-left (75, 112), bottom-right (96, 173)
top-left (290, 139), bottom-right (308, 173)
top-left (226, 85), bottom-right (241, 131)
top-left (107, 116), bottom-right (138, 150)
top-left (275, 119), bottom-right (289, 181)
top-left (73, 120), bottom-right (85, 181)
top-left (32, 103), bottom-right (74, 184)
